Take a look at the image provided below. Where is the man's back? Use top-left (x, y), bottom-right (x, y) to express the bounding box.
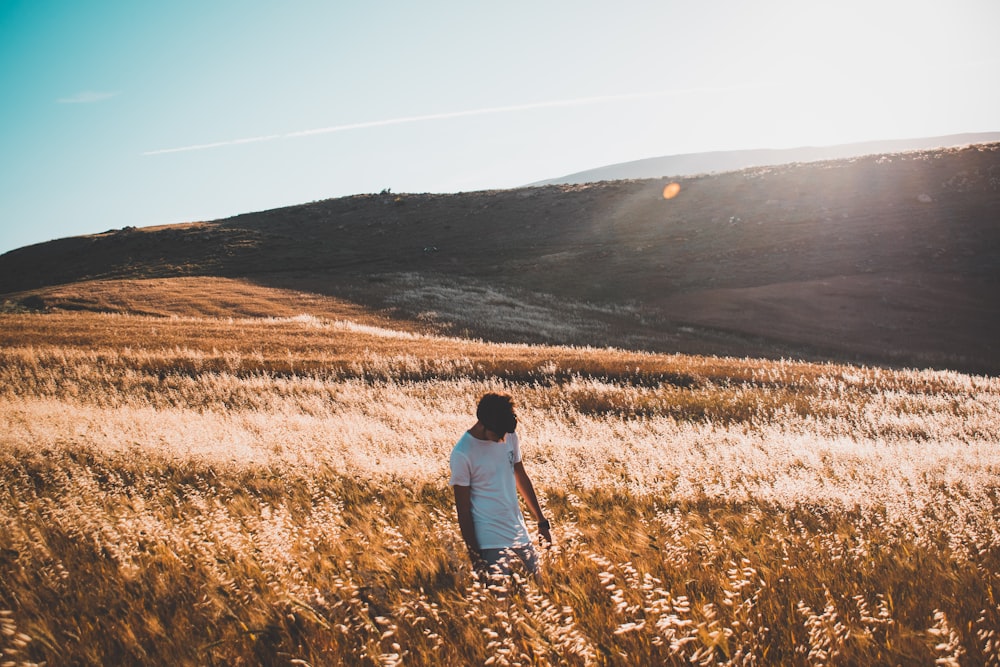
top-left (450, 430), bottom-right (529, 549)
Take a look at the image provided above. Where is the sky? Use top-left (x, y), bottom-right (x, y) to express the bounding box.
top-left (2, 0), bottom-right (999, 255)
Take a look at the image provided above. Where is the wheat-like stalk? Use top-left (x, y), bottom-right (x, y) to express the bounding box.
top-left (1, 311), bottom-right (998, 664)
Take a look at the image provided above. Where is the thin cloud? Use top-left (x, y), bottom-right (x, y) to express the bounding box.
top-left (58, 91), bottom-right (120, 104)
top-left (142, 84), bottom-right (767, 156)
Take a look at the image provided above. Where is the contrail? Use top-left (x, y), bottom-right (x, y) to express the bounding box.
top-left (142, 85), bottom-right (764, 156)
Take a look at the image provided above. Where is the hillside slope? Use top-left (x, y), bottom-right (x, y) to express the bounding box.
top-left (2, 143), bottom-right (999, 373)
top-left (533, 132), bottom-right (1000, 185)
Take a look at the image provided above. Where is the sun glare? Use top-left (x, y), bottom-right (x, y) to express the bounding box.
top-left (662, 182), bottom-right (681, 199)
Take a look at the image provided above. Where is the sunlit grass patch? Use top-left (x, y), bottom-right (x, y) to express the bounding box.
top-left (1, 310), bottom-right (999, 664)
top-left (2, 445), bottom-right (998, 665)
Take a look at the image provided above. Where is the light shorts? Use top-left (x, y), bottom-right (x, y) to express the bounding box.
top-left (478, 545), bottom-right (540, 577)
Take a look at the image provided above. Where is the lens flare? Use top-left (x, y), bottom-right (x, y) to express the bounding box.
top-left (662, 182), bottom-right (681, 199)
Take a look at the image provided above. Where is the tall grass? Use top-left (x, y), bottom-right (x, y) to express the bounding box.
top-left (1, 311), bottom-right (999, 665)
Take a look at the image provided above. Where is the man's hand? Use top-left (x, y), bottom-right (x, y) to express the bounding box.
top-left (468, 552), bottom-right (486, 576)
top-left (537, 519), bottom-right (552, 546)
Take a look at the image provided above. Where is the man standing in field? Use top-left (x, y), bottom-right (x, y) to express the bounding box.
top-left (450, 392), bottom-right (552, 579)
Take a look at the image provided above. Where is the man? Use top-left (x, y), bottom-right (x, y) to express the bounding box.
top-left (449, 392), bottom-right (552, 578)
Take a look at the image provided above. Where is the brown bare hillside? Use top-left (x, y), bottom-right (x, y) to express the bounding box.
top-left (1, 276), bottom-right (416, 327)
top-left (2, 144), bottom-right (998, 373)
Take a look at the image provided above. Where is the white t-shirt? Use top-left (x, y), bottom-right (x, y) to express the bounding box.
top-left (449, 430), bottom-right (531, 549)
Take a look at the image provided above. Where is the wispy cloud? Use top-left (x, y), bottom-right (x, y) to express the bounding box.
top-left (58, 91), bottom-right (120, 104)
top-left (143, 84), bottom-right (767, 156)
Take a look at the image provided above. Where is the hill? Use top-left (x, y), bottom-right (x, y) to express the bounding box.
top-left (533, 132), bottom-right (1000, 185)
top-left (2, 143), bottom-right (999, 374)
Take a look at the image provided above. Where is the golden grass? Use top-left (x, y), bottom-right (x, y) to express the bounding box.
top-left (1, 310), bottom-right (999, 665)
top-left (1, 277), bottom-right (412, 323)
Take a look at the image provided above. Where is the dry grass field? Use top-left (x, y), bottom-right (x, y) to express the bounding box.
top-left (2, 292), bottom-right (999, 665)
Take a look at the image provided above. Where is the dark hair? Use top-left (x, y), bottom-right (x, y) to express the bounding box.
top-left (477, 392), bottom-right (518, 435)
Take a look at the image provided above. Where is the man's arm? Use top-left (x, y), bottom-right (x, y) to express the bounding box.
top-left (452, 485), bottom-right (483, 568)
top-left (513, 462), bottom-right (552, 545)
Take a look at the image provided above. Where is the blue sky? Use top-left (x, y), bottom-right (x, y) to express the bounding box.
top-left (2, 0), bottom-right (998, 255)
